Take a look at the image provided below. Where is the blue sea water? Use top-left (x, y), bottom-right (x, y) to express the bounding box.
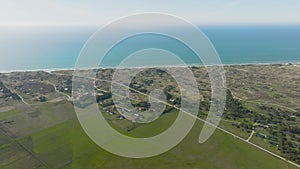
top-left (0, 25), bottom-right (300, 71)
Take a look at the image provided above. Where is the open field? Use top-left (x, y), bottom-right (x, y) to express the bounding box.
top-left (29, 110), bottom-right (298, 169)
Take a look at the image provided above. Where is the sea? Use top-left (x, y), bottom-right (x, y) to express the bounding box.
top-left (0, 25), bottom-right (300, 72)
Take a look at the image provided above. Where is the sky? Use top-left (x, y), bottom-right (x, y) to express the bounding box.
top-left (1, 0), bottom-right (300, 26)
top-left (0, 0), bottom-right (300, 71)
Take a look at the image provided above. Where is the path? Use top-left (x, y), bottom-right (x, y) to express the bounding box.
top-left (46, 82), bottom-right (71, 100)
top-left (246, 129), bottom-right (255, 142)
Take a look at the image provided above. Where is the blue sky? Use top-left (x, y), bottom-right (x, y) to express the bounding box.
top-left (1, 0), bottom-right (300, 25)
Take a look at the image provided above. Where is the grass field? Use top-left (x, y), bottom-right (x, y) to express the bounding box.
top-left (28, 107), bottom-right (297, 169)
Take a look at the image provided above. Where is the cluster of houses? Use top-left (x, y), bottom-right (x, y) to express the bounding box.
top-left (103, 105), bottom-right (146, 123)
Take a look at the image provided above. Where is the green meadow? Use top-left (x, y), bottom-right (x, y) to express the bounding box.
top-left (28, 104), bottom-right (296, 169)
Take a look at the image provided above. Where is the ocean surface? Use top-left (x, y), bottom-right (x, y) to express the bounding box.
top-left (0, 25), bottom-right (300, 71)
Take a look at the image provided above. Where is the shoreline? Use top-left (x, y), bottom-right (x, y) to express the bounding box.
top-left (0, 61), bottom-right (299, 74)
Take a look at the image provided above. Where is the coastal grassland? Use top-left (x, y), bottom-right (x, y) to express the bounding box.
top-left (32, 65), bottom-right (300, 167)
top-left (0, 71), bottom-right (66, 105)
top-left (0, 64), bottom-right (299, 168)
top-left (28, 107), bottom-right (297, 169)
top-left (225, 64), bottom-right (300, 111)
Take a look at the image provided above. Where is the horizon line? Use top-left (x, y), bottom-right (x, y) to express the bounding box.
top-left (1, 21), bottom-right (300, 27)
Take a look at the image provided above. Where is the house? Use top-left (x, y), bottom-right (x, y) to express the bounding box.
top-left (256, 132), bottom-right (266, 139)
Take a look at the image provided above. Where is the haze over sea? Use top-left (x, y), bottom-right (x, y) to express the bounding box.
top-left (0, 25), bottom-right (300, 71)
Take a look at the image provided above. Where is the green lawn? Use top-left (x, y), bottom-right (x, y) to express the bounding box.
top-left (30, 110), bottom-right (298, 169)
top-left (250, 135), bottom-right (281, 156)
top-left (219, 120), bottom-right (250, 139)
